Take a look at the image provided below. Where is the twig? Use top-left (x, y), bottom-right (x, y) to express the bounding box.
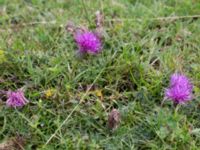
top-left (0, 20), bottom-right (57, 30)
top-left (1, 15), bottom-right (200, 30)
top-left (105, 14), bottom-right (200, 22)
top-left (17, 20), bottom-right (57, 27)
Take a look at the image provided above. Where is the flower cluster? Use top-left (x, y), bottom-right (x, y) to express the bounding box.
top-left (165, 73), bottom-right (193, 104)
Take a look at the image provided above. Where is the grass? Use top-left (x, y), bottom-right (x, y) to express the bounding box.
top-left (1, 0), bottom-right (200, 149)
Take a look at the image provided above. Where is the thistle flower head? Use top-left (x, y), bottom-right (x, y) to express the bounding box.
top-left (75, 31), bottom-right (102, 54)
top-left (6, 90), bottom-right (28, 108)
top-left (165, 73), bottom-right (193, 104)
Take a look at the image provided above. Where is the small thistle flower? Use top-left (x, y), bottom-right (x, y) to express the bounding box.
top-left (165, 73), bottom-right (193, 105)
top-left (6, 90), bottom-right (28, 108)
top-left (75, 31), bottom-right (102, 54)
top-left (108, 109), bottom-right (121, 130)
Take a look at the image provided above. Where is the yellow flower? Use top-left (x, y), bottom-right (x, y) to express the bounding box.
top-left (44, 89), bottom-right (55, 98)
top-left (95, 89), bottom-right (103, 100)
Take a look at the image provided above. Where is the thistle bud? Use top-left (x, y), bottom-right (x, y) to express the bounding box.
top-left (108, 109), bottom-right (120, 130)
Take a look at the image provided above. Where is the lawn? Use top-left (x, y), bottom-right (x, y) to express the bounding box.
top-left (1, 0), bottom-right (200, 149)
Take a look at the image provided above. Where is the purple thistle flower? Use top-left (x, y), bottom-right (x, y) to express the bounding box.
top-left (6, 90), bottom-right (28, 108)
top-left (165, 73), bottom-right (193, 104)
top-left (75, 31), bottom-right (102, 54)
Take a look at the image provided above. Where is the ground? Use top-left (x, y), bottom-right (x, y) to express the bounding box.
top-left (1, 0), bottom-right (200, 149)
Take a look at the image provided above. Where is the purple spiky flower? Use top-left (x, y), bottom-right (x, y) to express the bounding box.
top-left (6, 90), bottom-right (28, 108)
top-left (165, 73), bottom-right (193, 105)
top-left (75, 31), bottom-right (102, 54)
